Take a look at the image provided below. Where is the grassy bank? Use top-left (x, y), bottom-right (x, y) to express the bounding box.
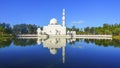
top-left (0, 34), bottom-right (14, 41)
top-left (112, 36), bottom-right (120, 40)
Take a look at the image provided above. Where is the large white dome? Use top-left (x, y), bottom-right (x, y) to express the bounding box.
top-left (50, 18), bottom-right (58, 25)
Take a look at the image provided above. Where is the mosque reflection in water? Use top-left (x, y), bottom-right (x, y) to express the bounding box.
top-left (37, 37), bottom-right (76, 64)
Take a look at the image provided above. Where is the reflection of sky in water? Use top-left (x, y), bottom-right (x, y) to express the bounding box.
top-left (0, 38), bottom-right (120, 68)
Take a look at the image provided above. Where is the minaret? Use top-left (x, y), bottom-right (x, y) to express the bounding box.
top-left (62, 9), bottom-right (66, 27)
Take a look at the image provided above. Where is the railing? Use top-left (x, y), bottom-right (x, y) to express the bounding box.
top-left (17, 34), bottom-right (37, 37)
top-left (17, 34), bottom-right (112, 39)
top-left (75, 35), bottom-right (112, 37)
top-left (75, 35), bottom-right (112, 39)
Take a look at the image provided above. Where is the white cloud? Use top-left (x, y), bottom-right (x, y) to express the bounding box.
top-left (71, 20), bottom-right (84, 25)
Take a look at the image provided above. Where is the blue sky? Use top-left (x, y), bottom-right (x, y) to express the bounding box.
top-left (0, 0), bottom-right (120, 28)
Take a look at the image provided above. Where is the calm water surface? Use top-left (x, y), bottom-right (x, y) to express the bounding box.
top-left (0, 38), bottom-right (120, 68)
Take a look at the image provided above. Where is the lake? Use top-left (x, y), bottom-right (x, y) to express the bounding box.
top-left (0, 38), bottom-right (120, 68)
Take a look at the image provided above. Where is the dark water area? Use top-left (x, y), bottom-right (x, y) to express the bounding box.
top-left (0, 38), bottom-right (120, 68)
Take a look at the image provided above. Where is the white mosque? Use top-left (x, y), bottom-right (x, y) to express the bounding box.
top-left (37, 9), bottom-right (66, 35)
top-left (37, 9), bottom-right (76, 36)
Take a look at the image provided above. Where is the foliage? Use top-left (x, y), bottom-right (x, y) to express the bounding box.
top-left (67, 23), bottom-right (120, 35)
top-left (13, 24), bottom-right (38, 34)
top-left (0, 26), bottom-right (5, 36)
top-left (0, 22), bottom-right (12, 37)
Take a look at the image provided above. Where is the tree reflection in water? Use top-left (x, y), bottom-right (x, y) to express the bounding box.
top-left (0, 38), bottom-right (12, 48)
top-left (84, 39), bottom-right (120, 48)
top-left (13, 38), bottom-right (37, 46)
top-left (0, 38), bottom-right (120, 48)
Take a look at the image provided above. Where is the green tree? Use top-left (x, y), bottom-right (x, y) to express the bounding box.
top-left (0, 26), bottom-right (5, 36)
top-left (13, 24), bottom-right (38, 34)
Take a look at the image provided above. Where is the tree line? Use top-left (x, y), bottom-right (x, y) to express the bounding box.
top-left (0, 22), bottom-right (12, 37)
top-left (13, 24), bottom-right (38, 34)
top-left (67, 23), bottom-right (120, 35)
top-left (83, 23), bottom-right (120, 35)
top-left (1, 22), bottom-right (120, 36)
top-left (0, 22), bottom-right (39, 37)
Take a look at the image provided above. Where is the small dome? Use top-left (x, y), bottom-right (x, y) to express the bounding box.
top-left (50, 18), bottom-right (58, 25)
top-left (37, 28), bottom-right (41, 31)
